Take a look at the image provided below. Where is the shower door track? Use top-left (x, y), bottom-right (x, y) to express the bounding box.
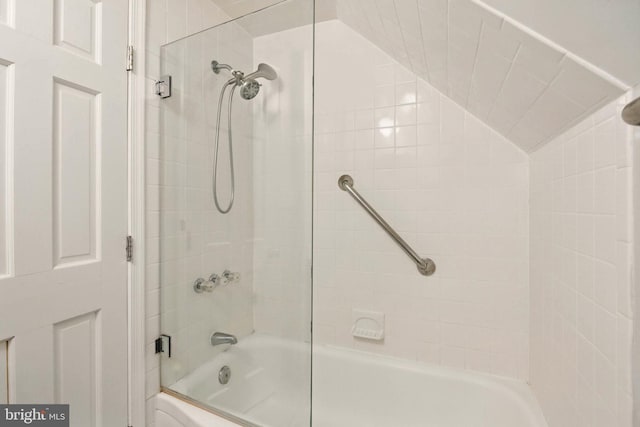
top-left (161, 387), bottom-right (263, 427)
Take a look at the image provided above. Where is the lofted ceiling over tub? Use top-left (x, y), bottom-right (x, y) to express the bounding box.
top-left (336, 0), bottom-right (633, 152)
top-left (212, 0), bottom-right (637, 152)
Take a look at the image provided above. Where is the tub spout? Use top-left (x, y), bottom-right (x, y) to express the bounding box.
top-left (210, 332), bottom-right (238, 347)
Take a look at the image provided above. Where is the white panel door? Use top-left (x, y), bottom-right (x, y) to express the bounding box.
top-left (0, 1), bottom-right (129, 426)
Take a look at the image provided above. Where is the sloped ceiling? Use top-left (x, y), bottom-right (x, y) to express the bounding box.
top-left (480, 0), bottom-right (640, 87)
top-left (336, 0), bottom-right (629, 152)
top-left (214, 0), bottom-right (632, 152)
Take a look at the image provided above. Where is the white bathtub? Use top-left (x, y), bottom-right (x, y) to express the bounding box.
top-left (155, 334), bottom-right (548, 427)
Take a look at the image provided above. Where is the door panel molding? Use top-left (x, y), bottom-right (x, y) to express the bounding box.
top-left (0, 1), bottom-right (129, 425)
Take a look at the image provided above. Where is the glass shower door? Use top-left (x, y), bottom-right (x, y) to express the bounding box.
top-left (156, 1), bottom-right (314, 425)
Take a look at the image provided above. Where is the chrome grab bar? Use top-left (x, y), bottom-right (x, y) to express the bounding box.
top-left (338, 175), bottom-right (436, 276)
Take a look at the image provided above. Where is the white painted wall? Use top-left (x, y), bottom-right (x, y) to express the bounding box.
top-left (481, 0), bottom-right (640, 87)
top-left (529, 94), bottom-right (635, 426)
top-left (313, 20), bottom-right (530, 380)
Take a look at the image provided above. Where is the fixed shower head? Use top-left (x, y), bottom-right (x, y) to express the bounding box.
top-left (244, 63), bottom-right (278, 81)
top-left (211, 60), bottom-right (277, 100)
top-left (238, 63), bottom-right (277, 100)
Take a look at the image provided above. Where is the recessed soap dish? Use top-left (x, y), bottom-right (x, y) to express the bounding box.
top-left (351, 309), bottom-right (384, 341)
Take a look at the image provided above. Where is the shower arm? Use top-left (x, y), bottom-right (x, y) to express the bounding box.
top-left (212, 61), bottom-right (245, 86)
top-left (211, 60), bottom-right (234, 74)
top-left (338, 175), bottom-right (436, 276)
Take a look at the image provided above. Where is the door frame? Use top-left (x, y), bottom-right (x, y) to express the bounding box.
top-left (127, 0), bottom-right (147, 426)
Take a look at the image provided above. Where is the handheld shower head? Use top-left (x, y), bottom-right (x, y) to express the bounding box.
top-left (244, 63), bottom-right (278, 81)
top-left (237, 63), bottom-right (277, 100)
top-left (239, 79), bottom-right (261, 100)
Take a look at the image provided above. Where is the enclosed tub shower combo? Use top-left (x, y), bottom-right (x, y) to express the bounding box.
top-left (148, 1), bottom-right (639, 426)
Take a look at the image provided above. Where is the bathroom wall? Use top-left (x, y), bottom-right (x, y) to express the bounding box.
top-left (144, 1), bottom-right (237, 426)
top-left (529, 94), bottom-right (635, 426)
top-left (140, 5), bottom-right (639, 427)
top-left (312, 20), bottom-right (530, 380)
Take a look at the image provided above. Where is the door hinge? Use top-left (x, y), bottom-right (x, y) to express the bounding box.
top-left (155, 334), bottom-right (172, 357)
top-left (126, 45), bottom-right (134, 71)
top-left (126, 235), bottom-right (133, 262)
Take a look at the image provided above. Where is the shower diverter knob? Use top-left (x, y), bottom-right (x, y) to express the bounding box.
top-left (221, 270), bottom-right (240, 285)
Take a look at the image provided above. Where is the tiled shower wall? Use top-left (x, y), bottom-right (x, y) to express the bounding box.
top-left (529, 94), bottom-right (635, 426)
top-left (252, 25), bottom-right (314, 341)
top-left (144, 1), bottom-right (234, 425)
top-left (313, 21), bottom-right (530, 380)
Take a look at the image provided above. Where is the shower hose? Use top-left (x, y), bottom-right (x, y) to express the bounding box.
top-left (212, 80), bottom-right (237, 214)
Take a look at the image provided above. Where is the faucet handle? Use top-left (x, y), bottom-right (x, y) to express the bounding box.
top-left (221, 270), bottom-right (240, 285)
top-left (193, 278), bottom-right (211, 293)
top-left (209, 273), bottom-right (221, 286)
top-left (193, 275), bottom-right (221, 293)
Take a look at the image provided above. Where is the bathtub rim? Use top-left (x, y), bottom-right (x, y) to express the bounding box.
top-left (159, 335), bottom-right (547, 427)
top-left (313, 343), bottom-right (548, 426)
